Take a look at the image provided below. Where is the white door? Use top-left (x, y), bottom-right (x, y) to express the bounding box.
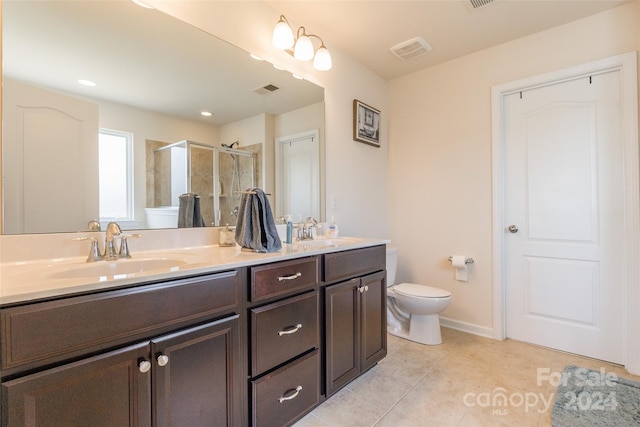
top-left (277, 131), bottom-right (320, 221)
top-left (3, 79), bottom-right (99, 234)
top-left (504, 71), bottom-right (624, 363)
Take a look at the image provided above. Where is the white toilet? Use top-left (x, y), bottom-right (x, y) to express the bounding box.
top-left (386, 247), bottom-right (452, 345)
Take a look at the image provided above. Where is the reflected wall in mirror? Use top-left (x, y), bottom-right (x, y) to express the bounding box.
top-left (2, 0), bottom-right (325, 234)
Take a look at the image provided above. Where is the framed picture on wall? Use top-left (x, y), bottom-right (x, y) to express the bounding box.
top-left (353, 99), bottom-right (381, 147)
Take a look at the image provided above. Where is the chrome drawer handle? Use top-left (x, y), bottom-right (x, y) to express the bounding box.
top-left (277, 324), bottom-right (303, 336)
top-left (278, 385), bottom-right (303, 403)
top-left (278, 272), bottom-right (302, 281)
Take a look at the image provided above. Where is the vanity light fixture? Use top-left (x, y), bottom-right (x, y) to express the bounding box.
top-left (272, 15), bottom-right (332, 71)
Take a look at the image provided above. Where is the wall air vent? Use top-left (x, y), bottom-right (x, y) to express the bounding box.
top-left (465, 0), bottom-right (497, 12)
top-left (390, 37), bottom-right (432, 61)
top-left (253, 84), bottom-right (280, 95)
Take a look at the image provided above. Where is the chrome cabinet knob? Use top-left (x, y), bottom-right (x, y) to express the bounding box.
top-left (157, 354), bottom-right (169, 367)
top-left (139, 360), bottom-right (152, 373)
top-left (508, 225), bottom-right (519, 233)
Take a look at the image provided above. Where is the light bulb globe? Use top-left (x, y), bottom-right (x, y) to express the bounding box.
top-left (293, 35), bottom-right (314, 61)
top-left (313, 46), bottom-right (332, 71)
top-left (273, 20), bottom-right (294, 50)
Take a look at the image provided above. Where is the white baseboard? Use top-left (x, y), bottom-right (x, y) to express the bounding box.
top-left (440, 316), bottom-right (494, 339)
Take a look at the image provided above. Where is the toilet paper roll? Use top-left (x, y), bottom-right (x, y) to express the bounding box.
top-left (451, 255), bottom-right (467, 269)
top-left (451, 255), bottom-right (468, 282)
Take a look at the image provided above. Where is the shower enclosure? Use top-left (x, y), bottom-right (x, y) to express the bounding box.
top-left (150, 140), bottom-right (255, 227)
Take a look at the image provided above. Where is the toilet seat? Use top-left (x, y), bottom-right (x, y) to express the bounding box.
top-left (394, 283), bottom-right (451, 299)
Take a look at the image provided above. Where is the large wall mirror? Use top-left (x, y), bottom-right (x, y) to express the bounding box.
top-left (2, 0), bottom-right (325, 235)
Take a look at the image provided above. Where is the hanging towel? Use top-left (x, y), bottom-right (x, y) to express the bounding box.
top-left (178, 193), bottom-right (206, 228)
top-left (234, 188), bottom-right (282, 252)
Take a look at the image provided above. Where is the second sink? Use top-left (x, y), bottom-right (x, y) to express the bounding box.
top-left (48, 258), bottom-right (188, 280)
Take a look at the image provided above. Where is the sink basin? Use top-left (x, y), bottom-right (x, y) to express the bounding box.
top-left (48, 258), bottom-right (188, 280)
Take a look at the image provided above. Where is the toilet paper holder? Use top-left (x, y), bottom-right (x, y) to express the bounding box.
top-left (448, 256), bottom-right (474, 265)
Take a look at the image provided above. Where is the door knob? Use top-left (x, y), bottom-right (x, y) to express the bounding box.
top-left (508, 225), bottom-right (519, 233)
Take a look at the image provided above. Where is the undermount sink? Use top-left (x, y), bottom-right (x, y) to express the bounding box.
top-left (48, 258), bottom-right (188, 280)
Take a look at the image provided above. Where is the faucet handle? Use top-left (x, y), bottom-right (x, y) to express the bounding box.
top-left (72, 236), bottom-right (103, 263)
top-left (119, 234), bottom-right (142, 259)
top-left (87, 219), bottom-right (101, 231)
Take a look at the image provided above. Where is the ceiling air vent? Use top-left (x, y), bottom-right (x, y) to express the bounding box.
top-left (253, 83), bottom-right (280, 95)
top-left (465, 0), bottom-right (497, 12)
top-left (390, 37), bottom-right (432, 61)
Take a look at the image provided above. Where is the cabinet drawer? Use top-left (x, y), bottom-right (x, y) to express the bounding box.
top-left (250, 257), bottom-right (319, 302)
top-left (1, 271), bottom-right (239, 373)
top-left (251, 292), bottom-right (318, 375)
top-left (323, 245), bottom-right (386, 284)
top-left (251, 349), bottom-right (320, 427)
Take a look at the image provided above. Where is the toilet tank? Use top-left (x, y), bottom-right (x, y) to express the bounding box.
top-left (386, 246), bottom-right (398, 287)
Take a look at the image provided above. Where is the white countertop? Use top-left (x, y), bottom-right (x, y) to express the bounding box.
top-left (0, 237), bottom-right (389, 306)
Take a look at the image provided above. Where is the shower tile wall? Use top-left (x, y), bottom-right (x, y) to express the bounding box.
top-left (145, 141), bottom-right (262, 227)
top-left (218, 143), bottom-right (262, 226)
top-left (190, 146), bottom-right (214, 226)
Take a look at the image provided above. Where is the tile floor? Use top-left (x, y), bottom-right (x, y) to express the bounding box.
top-left (293, 328), bottom-right (640, 427)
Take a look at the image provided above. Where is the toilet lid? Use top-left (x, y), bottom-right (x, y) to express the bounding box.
top-left (394, 283), bottom-right (452, 299)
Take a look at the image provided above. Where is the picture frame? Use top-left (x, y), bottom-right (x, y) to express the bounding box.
top-left (353, 99), bottom-right (381, 147)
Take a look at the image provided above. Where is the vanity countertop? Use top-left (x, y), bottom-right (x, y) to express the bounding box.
top-left (0, 237), bottom-right (389, 306)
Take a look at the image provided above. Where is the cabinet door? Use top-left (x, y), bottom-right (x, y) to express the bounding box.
top-left (152, 316), bottom-right (241, 427)
top-left (360, 271), bottom-right (387, 372)
top-left (2, 342), bottom-right (151, 427)
top-left (324, 278), bottom-right (360, 396)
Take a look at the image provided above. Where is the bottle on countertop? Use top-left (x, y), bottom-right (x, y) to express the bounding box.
top-left (327, 216), bottom-right (339, 238)
top-left (286, 215), bottom-right (293, 244)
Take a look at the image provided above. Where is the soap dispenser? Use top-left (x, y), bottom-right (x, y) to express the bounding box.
top-left (327, 216), bottom-right (339, 238)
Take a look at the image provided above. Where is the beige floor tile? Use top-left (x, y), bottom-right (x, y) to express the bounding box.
top-left (387, 333), bottom-right (407, 354)
top-left (293, 329), bottom-right (639, 427)
top-left (292, 412), bottom-right (332, 427)
top-left (375, 393), bottom-right (467, 427)
top-left (310, 387), bottom-right (389, 427)
top-left (344, 365), bottom-right (417, 409)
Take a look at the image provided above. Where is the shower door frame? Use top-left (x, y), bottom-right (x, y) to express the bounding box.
top-left (213, 146), bottom-right (256, 226)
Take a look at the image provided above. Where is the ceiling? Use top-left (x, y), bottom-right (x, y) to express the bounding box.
top-left (266, 0), bottom-right (630, 80)
top-left (3, 0), bottom-right (629, 124)
top-left (2, 1), bottom-right (324, 126)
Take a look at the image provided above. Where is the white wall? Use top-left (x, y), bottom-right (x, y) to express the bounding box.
top-left (151, 1), bottom-right (389, 239)
top-left (99, 99), bottom-right (220, 226)
top-left (388, 3), bottom-right (639, 332)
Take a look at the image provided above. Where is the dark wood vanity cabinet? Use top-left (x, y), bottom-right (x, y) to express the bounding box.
top-left (1, 244), bottom-right (388, 426)
top-left (323, 246), bottom-right (387, 397)
top-left (0, 271), bottom-right (243, 427)
top-left (247, 257), bottom-right (321, 427)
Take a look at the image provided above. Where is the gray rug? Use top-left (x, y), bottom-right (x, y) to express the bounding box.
top-left (552, 365), bottom-right (640, 426)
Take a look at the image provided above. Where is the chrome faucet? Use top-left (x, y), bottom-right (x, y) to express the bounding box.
top-left (73, 221), bottom-right (141, 262)
top-left (298, 217), bottom-right (318, 241)
top-left (104, 222), bottom-right (122, 260)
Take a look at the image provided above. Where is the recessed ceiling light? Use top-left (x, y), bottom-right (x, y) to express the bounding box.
top-left (78, 79), bottom-right (96, 87)
top-left (273, 64), bottom-right (286, 71)
top-left (200, 111), bottom-right (213, 117)
top-left (292, 74), bottom-right (303, 80)
top-left (250, 53), bottom-right (264, 61)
